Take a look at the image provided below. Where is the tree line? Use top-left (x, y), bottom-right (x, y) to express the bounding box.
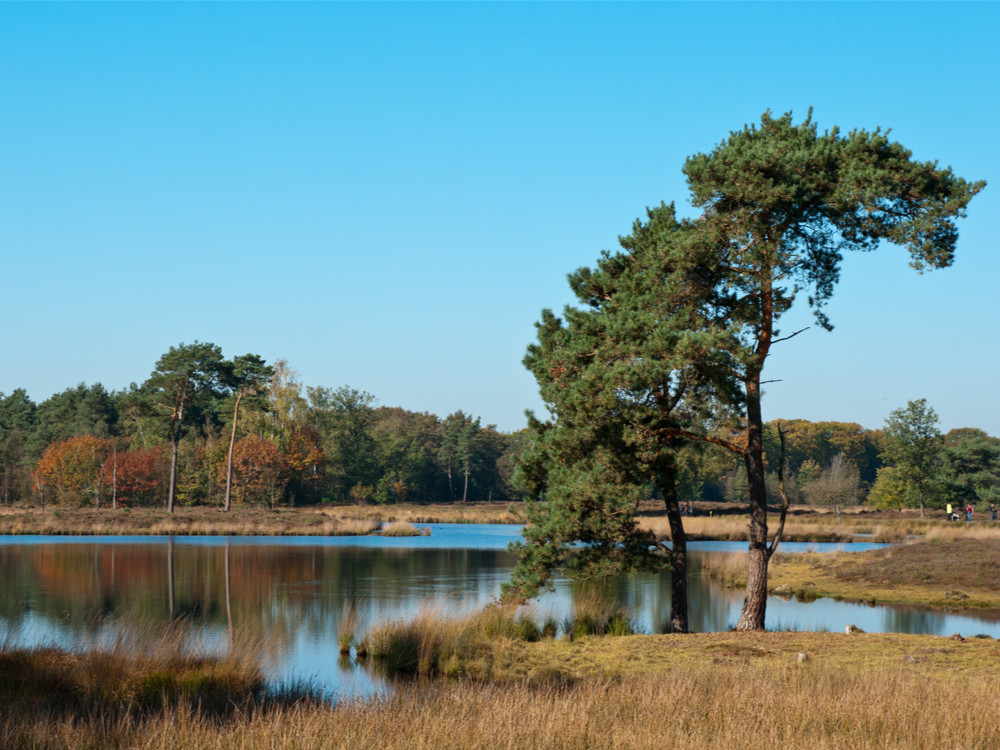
top-left (676, 409), bottom-right (1000, 514)
top-left (0, 344), bottom-right (528, 510)
top-left (2, 359), bottom-right (995, 517)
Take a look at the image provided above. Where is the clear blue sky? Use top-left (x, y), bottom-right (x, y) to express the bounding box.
top-left (2, 2), bottom-right (997, 436)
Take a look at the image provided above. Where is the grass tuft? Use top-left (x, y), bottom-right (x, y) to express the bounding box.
top-left (562, 588), bottom-right (636, 640)
top-left (338, 600), bottom-right (362, 654)
top-left (379, 521), bottom-right (424, 537)
top-left (359, 602), bottom-right (557, 678)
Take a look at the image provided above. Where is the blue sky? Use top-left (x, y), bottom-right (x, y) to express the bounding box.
top-left (2, 2), bottom-right (997, 436)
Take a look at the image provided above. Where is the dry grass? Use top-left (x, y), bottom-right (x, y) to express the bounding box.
top-left (0, 503), bottom-right (524, 536)
top-left (640, 515), bottom-right (859, 543)
top-left (0, 620), bottom-right (272, 725)
top-left (922, 522), bottom-right (1000, 542)
top-left (770, 538), bottom-right (1000, 609)
top-left (0, 506), bottom-right (387, 537)
top-left (379, 521), bottom-right (427, 537)
top-left (360, 603), bottom-right (546, 677)
top-left (636, 502), bottom-right (1000, 544)
top-left (700, 551), bottom-right (749, 588)
top-left (7, 632), bottom-right (1000, 749)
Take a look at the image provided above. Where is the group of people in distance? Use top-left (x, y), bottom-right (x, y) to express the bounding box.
top-left (946, 502), bottom-right (997, 522)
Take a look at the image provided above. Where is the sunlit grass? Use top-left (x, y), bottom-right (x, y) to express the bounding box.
top-left (379, 521), bottom-right (427, 537)
top-left (8, 631), bottom-right (1000, 749)
top-left (0, 619), bottom-right (275, 724)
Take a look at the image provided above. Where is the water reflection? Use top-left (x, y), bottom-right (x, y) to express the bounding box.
top-left (1, 526), bottom-right (998, 695)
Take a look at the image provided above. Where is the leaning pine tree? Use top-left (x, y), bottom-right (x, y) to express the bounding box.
top-left (504, 204), bottom-right (743, 633)
top-left (510, 110), bottom-right (983, 633)
top-left (683, 111), bottom-right (983, 630)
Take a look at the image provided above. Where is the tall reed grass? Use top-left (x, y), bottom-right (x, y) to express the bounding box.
top-left (379, 521), bottom-right (428, 537)
top-left (7, 658), bottom-right (1000, 749)
top-left (359, 603), bottom-right (547, 677)
top-left (0, 619), bottom-right (273, 723)
top-left (561, 587), bottom-right (636, 639)
top-left (338, 600), bottom-right (362, 654)
top-left (699, 551), bottom-right (749, 588)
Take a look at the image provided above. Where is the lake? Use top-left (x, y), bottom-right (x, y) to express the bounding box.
top-left (2, 524), bottom-right (998, 695)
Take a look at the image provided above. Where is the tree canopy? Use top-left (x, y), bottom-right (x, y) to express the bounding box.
top-left (506, 204), bottom-right (744, 632)
top-left (515, 110), bottom-right (984, 631)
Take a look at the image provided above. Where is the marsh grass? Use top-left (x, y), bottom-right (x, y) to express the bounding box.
top-left (359, 603), bottom-right (550, 678)
top-left (9, 633), bottom-right (1000, 749)
top-left (700, 551), bottom-right (749, 588)
top-left (0, 504), bottom-right (522, 536)
top-left (639, 515), bottom-right (858, 543)
top-left (562, 588), bottom-right (636, 639)
top-left (379, 521), bottom-right (427, 537)
top-left (0, 619), bottom-right (277, 725)
top-left (769, 538), bottom-right (1000, 609)
top-left (0, 506), bottom-right (387, 537)
top-left (338, 600), bottom-right (362, 654)
top-left (324, 518), bottom-right (380, 536)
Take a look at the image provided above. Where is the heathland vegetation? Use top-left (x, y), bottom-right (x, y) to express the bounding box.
top-left (7, 612), bottom-right (1000, 749)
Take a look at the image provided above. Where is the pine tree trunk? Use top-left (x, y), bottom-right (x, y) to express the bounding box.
top-left (462, 465), bottom-right (470, 504)
top-left (167, 437), bottom-right (179, 514)
top-left (225, 542), bottom-right (233, 640)
top-left (224, 393), bottom-right (242, 513)
top-left (446, 460), bottom-right (454, 503)
top-left (661, 466), bottom-right (688, 634)
top-left (736, 377), bottom-right (769, 631)
top-left (166, 400), bottom-right (184, 515)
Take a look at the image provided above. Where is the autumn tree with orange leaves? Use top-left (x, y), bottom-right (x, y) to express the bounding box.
top-left (223, 436), bottom-right (286, 507)
top-left (33, 436), bottom-right (111, 506)
top-left (101, 446), bottom-right (167, 507)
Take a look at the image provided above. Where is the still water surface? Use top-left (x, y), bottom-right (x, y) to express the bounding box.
top-left (2, 524), bottom-right (998, 695)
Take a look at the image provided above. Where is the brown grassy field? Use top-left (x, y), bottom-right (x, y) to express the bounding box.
top-left (638, 504), bottom-right (1000, 544)
top-left (7, 629), bottom-right (1000, 749)
top-left (768, 537), bottom-right (1000, 609)
top-left (4, 500), bottom-right (995, 541)
top-left (0, 502), bottom-right (523, 535)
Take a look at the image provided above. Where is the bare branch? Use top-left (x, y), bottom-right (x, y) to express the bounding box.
top-left (662, 427), bottom-right (745, 456)
top-left (766, 424), bottom-right (790, 562)
top-left (771, 327), bottom-right (810, 345)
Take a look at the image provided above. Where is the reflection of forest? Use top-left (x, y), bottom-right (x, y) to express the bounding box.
top-left (0, 542), bottom-right (518, 638)
top-left (4, 541), bottom-right (1000, 659)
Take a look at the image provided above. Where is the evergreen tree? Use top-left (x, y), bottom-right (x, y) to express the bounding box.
top-left (507, 204), bottom-right (742, 633)
top-left (147, 342), bottom-right (225, 513)
top-left (682, 111), bottom-right (983, 629)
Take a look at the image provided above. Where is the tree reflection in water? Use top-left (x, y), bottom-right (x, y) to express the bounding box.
top-left (1, 530), bottom-right (1000, 695)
